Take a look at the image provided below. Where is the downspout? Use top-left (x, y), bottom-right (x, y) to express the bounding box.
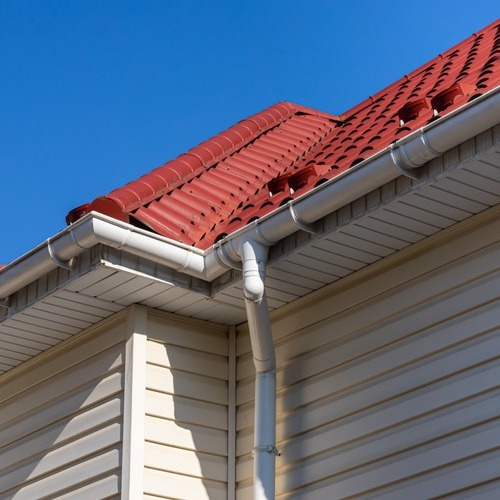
top-left (240, 239), bottom-right (278, 500)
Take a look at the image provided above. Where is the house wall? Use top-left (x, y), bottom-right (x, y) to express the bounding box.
top-left (236, 207), bottom-right (500, 498)
top-left (0, 313), bottom-right (127, 499)
top-left (143, 309), bottom-right (230, 499)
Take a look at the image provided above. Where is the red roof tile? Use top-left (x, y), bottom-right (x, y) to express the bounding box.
top-left (67, 19), bottom-right (500, 249)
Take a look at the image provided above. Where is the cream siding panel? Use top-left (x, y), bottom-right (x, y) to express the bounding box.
top-left (144, 468), bottom-right (227, 499)
top-left (0, 422), bottom-right (121, 492)
top-left (144, 311), bottom-right (229, 499)
top-left (235, 211), bottom-right (500, 498)
top-left (148, 311), bottom-right (227, 356)
top-left (56, 473), bottom-right (122, 499)
top-left (146, 363), bottom-right (227, 405)
top-left (0, 398), bottom-right (122, 471)
top-left (146, 390), bottom-right (227, 431)
top-left (0, 315), bottom-right (126, 499)
top-left (0, 372), bottom-right (122, 449)
top-left (145, 441), bottom-right (227, 482)
top-left (0, 448), bottom-right (121, 499)
top-left (147, 340), bottom-right (228, 380)
top-left (145, 415), bottom-right (227, 456)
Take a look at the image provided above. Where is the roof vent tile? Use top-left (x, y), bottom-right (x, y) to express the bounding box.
top-left (431, 82), bottom-right (476, 113)
top-left (397, 97), bottom-right (432, 125)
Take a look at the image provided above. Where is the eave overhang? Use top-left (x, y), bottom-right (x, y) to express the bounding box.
top-left (1, 86), bottom-right (499, 375)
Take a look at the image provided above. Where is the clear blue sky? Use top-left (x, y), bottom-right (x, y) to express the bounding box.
top-left (1, 1), bottom-right (498, 265)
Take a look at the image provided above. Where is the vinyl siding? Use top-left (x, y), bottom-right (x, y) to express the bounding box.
top-left (0, 314), bottom-right (126, 499)
top-left (235, 209), bottom-right (500, 498)
top-left (144, 311), bottom-right (229, 499)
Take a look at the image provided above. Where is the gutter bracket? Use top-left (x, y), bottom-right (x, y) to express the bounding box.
top-left (289, 203), bottom-right (317, 234)
top-left (47, 239), bottom-right (76, 270)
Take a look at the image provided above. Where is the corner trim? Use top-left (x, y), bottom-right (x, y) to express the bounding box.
top-left (122, 305), bottom-right (148, 498)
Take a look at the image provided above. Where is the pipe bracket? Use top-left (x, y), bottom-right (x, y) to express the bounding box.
top-left (252, 445), bottom-right (281, 457)
top-left (289, 203), bottom-right (317, 234)
top-left (47, 239), bottom-right (76, 270)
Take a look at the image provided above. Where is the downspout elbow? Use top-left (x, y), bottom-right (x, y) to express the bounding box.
top-left (240, 240), bottom-right (275, 374)
top-left (241, 239), bottom-right (268, 301)
top-left (243, 271), bottom-right (266, 302)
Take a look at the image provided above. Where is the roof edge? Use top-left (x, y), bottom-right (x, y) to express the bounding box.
top-left (4, 86), bottom-right (499, 300)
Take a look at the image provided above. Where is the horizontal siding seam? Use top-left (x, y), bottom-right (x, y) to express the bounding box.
top-left (270, 441), bottom-right (500, 499)
top-left (278, 354), bottom-right (500, 416)
top-left (144, 413), bottom-right (227, 432)
top-left (145, 388), bottom-right (228, 408)
top-left (236, 295), bottom-right (500, 385)
top-left (143, 465), bottom-right (228, 485)
top-left (41, 467), bottom-right (122, 499)
top-left (146, 361), bottom-right (228, 382)
top-left (144, 438), bottom-right (228, 458)
top-left (435, 476), bottom-right (500, 498)
top-left (0, 343), bottom-right (126, 407)
top-left (147, 338), bottom-right (230, 358)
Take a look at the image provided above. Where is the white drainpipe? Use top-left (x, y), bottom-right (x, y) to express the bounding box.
top-left (240, 239), bottom-right (278, 499)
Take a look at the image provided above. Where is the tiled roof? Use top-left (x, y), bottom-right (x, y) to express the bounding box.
top-left (67, 19), bottom-right (500, 249)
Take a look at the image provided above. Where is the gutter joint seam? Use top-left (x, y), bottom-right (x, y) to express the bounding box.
top-left (289, 203), bottom-right (317, 234)
top-left (389, 144), bottom-right (421, 180)
top-left (419, 129), bottom-right (441, 157)
top-left (47, 238), bottom-right (76, 270)
top-left (255, 224), bottom-right (274, 246)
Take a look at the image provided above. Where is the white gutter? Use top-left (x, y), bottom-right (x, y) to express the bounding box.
top-left (1, 87), bottom-right (498, 299)
top-left (0, 214), bottom-right (226, 299)
top-left (1, 85), bottom-right (499, 498)
top-left (215, 86), bottom-right (500, 265)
